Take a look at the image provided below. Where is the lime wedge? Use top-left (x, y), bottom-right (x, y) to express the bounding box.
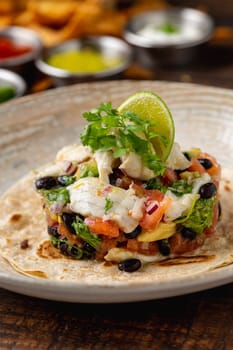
top-left (117, 91), bottom-right (175, 160)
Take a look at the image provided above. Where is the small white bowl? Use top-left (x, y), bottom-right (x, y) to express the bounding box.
top-left (0, 68), bottom-right (26, 99)
top-left (0, 68), bottom-right (26, 103)
top-left (124, 8), bottom-right (214, 66)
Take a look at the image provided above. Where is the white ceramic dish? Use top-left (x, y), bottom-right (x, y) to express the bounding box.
top-left (0, 80), bottom-right (232, 303)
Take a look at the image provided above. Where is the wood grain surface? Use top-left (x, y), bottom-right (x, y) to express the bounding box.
top-left (0, 283), bottom-right (233, 350)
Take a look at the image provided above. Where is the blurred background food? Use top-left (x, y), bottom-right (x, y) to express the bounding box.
top-left (36, 36), bottom-right (132, 86)
top-left (123, 7), bottom-right (214, 67)
top-left (0, 68), bottom-right (26, 103)
top-left (0, 0), bottom-right (169, 46)
top-left (0, 0), bottom-right (232, 95)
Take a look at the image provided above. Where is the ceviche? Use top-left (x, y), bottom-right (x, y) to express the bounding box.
top-left (34, 91), bottom-right (221, 272)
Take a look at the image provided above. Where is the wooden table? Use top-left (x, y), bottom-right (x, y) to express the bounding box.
top-left (1, 19), bottom-right (233, 350)
top-left (0, 282), bottom-right (233, 350)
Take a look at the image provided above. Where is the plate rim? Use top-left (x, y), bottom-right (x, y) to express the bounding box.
top-left (0, 79), bottom-right (233, 302)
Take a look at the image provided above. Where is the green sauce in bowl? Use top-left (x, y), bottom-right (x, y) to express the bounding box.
top-left (47, 49), bottom-right (122, 73)
top-left (0, 85), bottom-right (16, 103)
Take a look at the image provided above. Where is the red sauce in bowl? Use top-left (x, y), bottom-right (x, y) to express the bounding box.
top-left (0, 37), bottom-right (33, 59)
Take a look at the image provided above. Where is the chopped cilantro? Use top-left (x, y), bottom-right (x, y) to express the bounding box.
top-left (72, 217), bottom-right (101, 249)
top-left (168, 180), bottom-right (193, 197)
top-left (157, 22), bottom-right (179, 34)
top-left (41, 187), bottom-right (70, 205)
top-left (76, 160), bottom-right (99, 179)
top-left (144, 177), bottom-right (166, 193)
top-left (104, 197), bottom-right (113, 214)
top-left (50, 236), bottom-right (83, 259)
top-left (58, 175), bottom-right (75, 186)
top-left (80, 102), bottom-right (166, 176)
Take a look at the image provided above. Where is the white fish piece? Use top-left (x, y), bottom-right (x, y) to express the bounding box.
top-left (36, 162), bottom-right (65, 177)
top-left (164, 191), bottom-right (197, 222)
top-left (68, 177), bottom-right (145, 233)
top-left (56, 144), bottom-right (92, 163)
top-left (166, 142), bottom-right (191, 170)
top-left (120, 152), bottom-right (155, 180)
top-left (191, 173), bottom-right (211, 194)
top-left (93, 150), bottom-right (114, 183)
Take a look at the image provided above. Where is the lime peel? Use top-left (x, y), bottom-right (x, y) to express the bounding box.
top-left (117, 91), bottom-right (175, 161)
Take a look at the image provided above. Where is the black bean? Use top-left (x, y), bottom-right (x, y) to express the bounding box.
top-left (70, 245), bottom-right (83, 259)
top-left (57, 175), bottom-right (75, 186)
top-left (158, 239), bottom-right (170, 256)
top-left (118, 259), bottom-right (142, 273)
top-left (61, 213), bottom-right (77, 234)
top-left (218, 201), bottom-right (222, 220)
top-left (117, 0), bottom-right (135, 9)
top-left (47, 225), bottom-right (59, 238)
top-left (180, 227), bottom-right (197, 240)
top-left (199, 182), bottom-right (217, 199)
top-left (198, 158), bottom-right (213, 169)
top-left (60, 242), bottom-right (69, 254)
top-left (35, 176), bottom-right (57, 190)
top-left (124, 225), bottom-right (142, 239)
top-left (183, 152), bottom-right (191, 161)
top-left (109, 168), bottom-right (124, 186)
top-left (83, 242), bottom-right (96, 253)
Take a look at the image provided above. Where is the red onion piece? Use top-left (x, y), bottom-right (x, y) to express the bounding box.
top-left (61, 161), bottom-right (77, 174)
top-left (101, 185), bottom-right (112, 196)
top-left (50, 202), bottom-right (64, 214)
top-left (146, 200), bottom-right (159, 215)
top-left (84, 217), bottom-right (94, 226)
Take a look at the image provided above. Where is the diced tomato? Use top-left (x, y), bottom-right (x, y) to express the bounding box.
top-left (188, 157), bottom-right (206, 174)
top-left (162, 168), bottom-right (178, 186)
top-left (84, 217), bottom-right (120, 238)
top-left (198, 152), bottom-right (221, 181)
top-left (169, 232), bottom-right (205, 254)
top-left (145, 189), bottom-right (164, 202)
top-left (204, 202), bottom-right (219, 236)
top-left (132, 183), bottom-right (147, 197)
top-left (140, 196), bottom-right (172, 230)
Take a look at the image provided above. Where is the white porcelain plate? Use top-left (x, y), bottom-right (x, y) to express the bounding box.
top-left (0, 80), bottom-right (233, 303)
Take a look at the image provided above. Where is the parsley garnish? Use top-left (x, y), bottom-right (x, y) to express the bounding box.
top-left (104, 197), bottom-right (113, 214)
top-left (80, 102), bottom-right (166, 176)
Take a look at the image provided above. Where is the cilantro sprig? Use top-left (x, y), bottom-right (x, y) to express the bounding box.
top-left (80, 102), bottom-right (166, 176)
top-left (104, 197), bottom-right (113, 214)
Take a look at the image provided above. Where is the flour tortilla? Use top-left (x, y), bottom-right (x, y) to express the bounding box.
top-left (0, 168), bottom-right (232, 286)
